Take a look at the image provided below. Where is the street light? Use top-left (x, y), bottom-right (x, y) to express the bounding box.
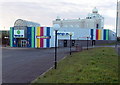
top-left (86, 35), bottom-right (90, 50)
top-left (69, 32), bottom-right (73, 55)
top-left (87, 37), bottom-right (89, 50)
top-left (53, 24), bottom-right (60, 69)
top-left (116, 0), bottom-right (119, 48)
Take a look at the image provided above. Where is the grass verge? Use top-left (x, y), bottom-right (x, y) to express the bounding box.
top-left (32, 47), bottom-right (118, 83)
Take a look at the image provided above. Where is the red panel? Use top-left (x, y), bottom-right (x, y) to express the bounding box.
top-left (96, 29), bottom-right (98, 40)
top-left (40, 27), bottom-right (44, 48)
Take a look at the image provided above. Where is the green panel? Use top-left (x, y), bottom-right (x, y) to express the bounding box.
top-left (106, 29), bottom-right (109, 40)
top-left (10, 27), bottom-right (13, 47)
top-left (31, 27), bottom-right (35, 48)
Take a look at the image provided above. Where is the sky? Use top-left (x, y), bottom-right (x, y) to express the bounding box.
top-left (0, 0), bottom-right (118, 32)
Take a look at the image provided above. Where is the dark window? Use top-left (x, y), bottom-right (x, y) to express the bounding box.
top-left (72, 40), bottom-right (75, 46)
top-left (64, 40), bottom-right (67, 47)
top-left (96, 24), bottom-right (99, 29)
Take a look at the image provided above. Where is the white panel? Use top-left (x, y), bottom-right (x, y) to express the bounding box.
top-left (93, 29), bottom-right (96, 40)
top-left (43, 27), bottom-right (47, 48)
top-left (101, 29), bottom-right (103, 40)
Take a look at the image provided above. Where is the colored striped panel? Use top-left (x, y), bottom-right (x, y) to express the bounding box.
top-left (35, 27), bottom-right (37, 48)
top-left (93, 29), bottom-right (96, 40)
top-left (46, 27), bottom-right (50, 48)
top-left (37, 27), bottom-right (40, 48)
top-left (98, 29), bottom-right (101, 40)
top-left (106, 29), bottom-right (109, 40)
top-left (31, 27), bottom-right (35, 48)
top-left (40, 27), bottom-right (44, 48)
top-left (27, 27), bottom-right (31, 47)
top-left (101, 29), bottom-right (104, 40)
top-left (13, 38), bottom-right (17, 47)
top-left (10, 27), bottom-right (13, 47)
top-left (103, 29), bottom-right (106, 40)
top-left (96, 29), bottom-right (99, 40)
top-left (91, 29), bottom-right (93, 40)
top-left (44, 27), bottom-right (47, 48)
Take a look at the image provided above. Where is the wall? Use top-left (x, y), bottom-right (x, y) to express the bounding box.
top-left (10, 27), bottom-right (52, 48)
top-left (10, 26), bottom-right (116, 48)
top-left (58, 40), bottom-right (116, 47)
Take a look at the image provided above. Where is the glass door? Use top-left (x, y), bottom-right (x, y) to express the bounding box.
top-left (21, 40), bottom-right (27, 47)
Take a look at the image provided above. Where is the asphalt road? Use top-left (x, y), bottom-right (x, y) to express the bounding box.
top-left (2, 47), bottom-right (74, 83)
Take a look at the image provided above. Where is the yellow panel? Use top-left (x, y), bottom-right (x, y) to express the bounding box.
top-left (37, 27), bottom-right (40, 48)
top-left (39, 27), bottom-right (41, 47)
top-left (98, 29), bottom-right (101, 40)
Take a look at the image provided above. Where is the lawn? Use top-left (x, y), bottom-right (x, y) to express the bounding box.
top-left (32, 47), bottom-right (118, 83)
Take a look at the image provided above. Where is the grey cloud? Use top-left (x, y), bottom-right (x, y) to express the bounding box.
top-left (0, 1), bottom-right (117, 31)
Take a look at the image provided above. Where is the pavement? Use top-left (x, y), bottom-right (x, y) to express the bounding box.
top-left (2, 47), bottom-right (75, 83)
top-left (115, 44), bottom-right (120, 56)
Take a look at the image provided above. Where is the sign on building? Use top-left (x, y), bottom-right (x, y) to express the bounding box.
top-left (14, 30), bottom-right (24, 38)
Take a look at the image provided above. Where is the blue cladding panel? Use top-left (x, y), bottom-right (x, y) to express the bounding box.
top-left (27, 27), bottom-right (32, 47)
top-left (104, 30), bottom-right (106, 40)
top-left (12, 27), bottom-right (14, 47)
top-left (46, 27), bottom-right (50, 48)
top-left (91, 29), bottom-right (94, 40)
top-left (13, 38), bottom-right (17, 47)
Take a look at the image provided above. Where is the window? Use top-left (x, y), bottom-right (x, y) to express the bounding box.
top-left (96, 24), bottom-right (99, 29)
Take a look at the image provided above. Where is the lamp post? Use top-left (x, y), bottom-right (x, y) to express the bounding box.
top-left (87, 37), bottom-right (89, 50)
top-left (69, 33), bottom-right (73, 55)
top-left (86, 35), bottom-right (90, 50)
top-left (116, 0), bottom-right (119, 48)
top-left (53, 24), bottom-right (60, 69)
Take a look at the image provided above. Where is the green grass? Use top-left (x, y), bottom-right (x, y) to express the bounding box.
top-left (32, 47), bottom-right (118, 84)
top-left (98, 43), bottom-right (116, 46)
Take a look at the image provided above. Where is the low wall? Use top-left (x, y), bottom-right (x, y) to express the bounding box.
top-left (58, 40), bottom-right (116, 47)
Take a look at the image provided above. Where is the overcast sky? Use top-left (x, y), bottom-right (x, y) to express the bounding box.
top-left (0, 0), bottom-right (118, 32)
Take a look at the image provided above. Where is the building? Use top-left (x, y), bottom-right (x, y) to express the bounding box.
top-left (10, 26), bottom-right (116, 48)
top-left (118, 1), bottom-right (120, 37)
top-left (53, 7), bottom-right (104, 29)
top-left (10, 19), bottom-right (41, 47)
top-left (0, 30), bottom-right (10, 45)
top-left (10, 8), bottom-right (116, 48)
top-left (0, 30), bottom-right (9, 39)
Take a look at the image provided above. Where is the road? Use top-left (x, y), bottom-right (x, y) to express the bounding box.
top-left (2, 47), bottom-right (75, 83)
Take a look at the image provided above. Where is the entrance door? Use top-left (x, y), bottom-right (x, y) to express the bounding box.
top-left (64, 40), bottom-right (67, 47)
top-left (21, 40), bottom-right (27, 47)
top-left (92, 40), bottom-right (96, 46)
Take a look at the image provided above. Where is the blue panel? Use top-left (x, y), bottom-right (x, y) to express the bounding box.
top-left (34, 27), bottom-right (35, 48)
top-left (104, 29), bottom-right (106, 40)
top-left (27, 27), bottom-right (32, 47)
top-left (13, 38), bottom-right (17, 47)
top-left (91, 29), bottom-right (93, 40)
top-left (12, 27), bottom-right (14, 47)
top-left (46, 27), bottom-right (50, 48)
